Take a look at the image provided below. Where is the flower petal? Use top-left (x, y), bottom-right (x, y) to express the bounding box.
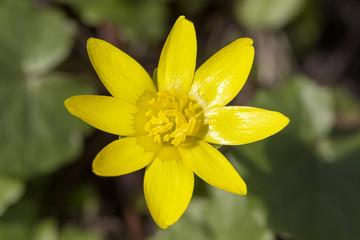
top-left (87, 38), bottom-right (156, 104)
top-left (189, 38), bottom-right (254, 109)
top-left (93, 135), bottom-right (162, 176)
top-left (203, 106), bottom-right (290, 145)
top-left (179, 140), bottom-right (247, 195)
top-left (157, 16), bottom-right (197, 94)
top-left (144, 144), bottom-right (194, 229)
top-left (65, 95), bottom-right (137, 136)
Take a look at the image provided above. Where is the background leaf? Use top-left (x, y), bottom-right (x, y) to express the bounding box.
top-left (0, 73), bottom-right (94, 179)
top-left (234, 0), bottom-right (305, 30)
top-left (0, 175), bottom-right (24, 217)
top-left (0, 0), bottom-right (95, 179)
top-left (253, 76), bottom-right (335, 143)
top-left (150, 185), bottom-right (274, 240)
top-left (60, 0), bottom-right (169, 43)
top-left (229, 77), bottom-right (360, 240)
top-left (0, 0), bottom-right (75, 76)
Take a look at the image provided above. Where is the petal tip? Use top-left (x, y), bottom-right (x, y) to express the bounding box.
top-left (284, 116), bottom-right (290, 125)
top-left (178, 15), bottom-right (185, 20)
top-left (87, 37), bottom-right (97, 48)
top-left (92, 164), bottom-right (104, 176)
top-left (237, 37), bottom-right (254, 47)
top-left (157, 222), bottom-right (169, 229)
top-left (64, 97), bottom-right (71, 108)
top-left (232, 178), bottom-right (247, 195)
top-left (87, 37), bottom-right (96, 42)
top-left (92, 168), bottom-right (100, 176)
top-left (279, 114), bottom-right (290, 129)
top-left (64, 96), bottom-right (76, 113)
top-left (239, 183), bottom-right (247, 195)
top-left (92, 160), bottom-right (105, 176)
top-left (87, 37), bottom-right (104, 55)
top-left (175, 15), bottom-right (194, 27)
top-left (92, 165), bottom-right (111, 177)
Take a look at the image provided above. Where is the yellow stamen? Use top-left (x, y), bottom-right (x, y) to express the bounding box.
top-left (144, 90), bottom-right (204, 146)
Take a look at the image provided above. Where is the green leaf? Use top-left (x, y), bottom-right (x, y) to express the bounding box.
top-left (0, 199), bottom-right (39, 240)
top-left (32, 219), bottom-right (58, 240)
top-left (0, 73), bottom-right (94, 179)
top-left (0, 175), bottom-right (25, 217)
top-left (0, 221), bottom-right (29, 240)
top-left (234, 0), bottom-right (305, 30)
top-left (0, 196), bottom-right (101, 240)
top-left (61, 0), bottom-right (169, 43)
top-left (229, 79), bottom-right (360, 239)
top-left (150, 186), bottom-right (274, 240)
top-left (0, 0), bottom-right (75, 76)
top-left (232, 131), bottom-right (360, 240)
top-left (252, 75), bottom-right (335, 143)
top-left (0, 0), bottom-right (95, 179)
top-left (286, 2), bottom-right (323, 54)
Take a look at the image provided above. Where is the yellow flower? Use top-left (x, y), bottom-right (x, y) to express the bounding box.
top-left (65, 16), bottom-right (289, 229)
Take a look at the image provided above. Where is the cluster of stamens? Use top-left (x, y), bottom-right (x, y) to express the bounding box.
top-left (144, 91), bottom-right (203, 146)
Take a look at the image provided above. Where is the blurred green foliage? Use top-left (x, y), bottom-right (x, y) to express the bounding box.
top-left (0, 175), bottom-right (24, 217)
top-left (150, 186), bottom-right (274, 240)
top-left (59, 0), bottom-right (169, 43)
top-left (0, 0), bottom-right (94, 180)
top-left (234, 0), bottom-right (305, 30)
top-left (229, 76), bottom-right (360, 239)
top-left (0, 0), bottom-right (96, 238)
top-left (0, 0), bottom-right (359, 239)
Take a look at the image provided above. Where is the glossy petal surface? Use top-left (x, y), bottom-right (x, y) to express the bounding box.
top-left (144, 144), bottom-right (194, 229)
top-left (65, 95), bottom-right (137, 136)
top-left (180, 140), bottom-right (247, 195)
top-left (92, 135), bottom-right (161, 176)
top-left (189, 38), bottom-right (254, 109)
top-left (87, 38), bottom-right (156, 103)
top-left (157, 16), bottom-right (196, 94)
top-left (203, 106), bottom-right (290, 145)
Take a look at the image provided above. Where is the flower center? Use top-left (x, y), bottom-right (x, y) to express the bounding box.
top-left (144, 90), bottom-right (204, 146)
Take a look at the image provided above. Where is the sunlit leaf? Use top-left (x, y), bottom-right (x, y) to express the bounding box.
top-left (234, 0), bottom-right (305, 30)
top-left (0, 175), bottom-right (24, 217)
top-left (33, 219), bottom-right (58, 240)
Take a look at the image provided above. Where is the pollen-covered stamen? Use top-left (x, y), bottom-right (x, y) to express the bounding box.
top-left (145, 90), bottom-right (203, 146)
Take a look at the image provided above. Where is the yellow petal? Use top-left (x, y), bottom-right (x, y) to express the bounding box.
top-left (203, 106), bottom-right (290, 145)
top-left (65, 95), bottom-right (137, 136)
top-left (189, 38), bottom-right (254, 109)
top-left (179, 140), bottom-right (246, 195)
top-left (157, 16), bottom-right (197, 94)
top-left (144, 144), bottom-right (194, 229)
top-left (87, 38), bottom-right (156, 104)
top-left (93, 135), bottom-right (161, 176)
